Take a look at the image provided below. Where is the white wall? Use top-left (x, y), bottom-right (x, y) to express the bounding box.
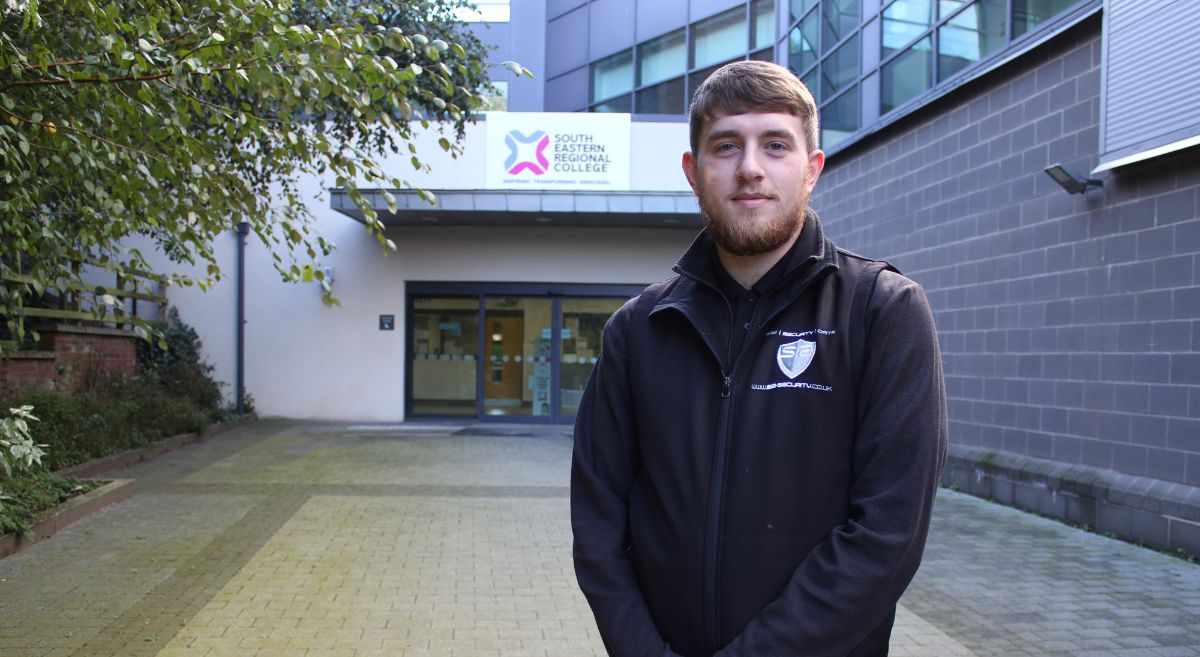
top-left (221, 218), bottom-right (692, 422)
top-left (157, 117), bottom-right (698, 421)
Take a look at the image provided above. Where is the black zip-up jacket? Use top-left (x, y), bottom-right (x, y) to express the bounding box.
top-left (571, 214), bottom-right (948, 657)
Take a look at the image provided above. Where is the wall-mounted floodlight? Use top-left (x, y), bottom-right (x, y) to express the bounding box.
top-left (1044, 163), bottom-right (1103, 194)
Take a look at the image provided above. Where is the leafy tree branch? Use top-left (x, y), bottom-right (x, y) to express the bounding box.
top-left (0, 0), bottom-right (521, 346)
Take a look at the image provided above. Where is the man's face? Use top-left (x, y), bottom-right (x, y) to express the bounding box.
top-left (683, 111), bottom-right (825, 256)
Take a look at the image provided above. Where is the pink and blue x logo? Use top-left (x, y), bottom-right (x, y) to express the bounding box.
top-left (504, 130), bottom-right (550, 175)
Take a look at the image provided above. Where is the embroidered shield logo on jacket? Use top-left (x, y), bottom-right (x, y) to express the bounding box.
top-left (776, 338), bottom-right (816, 379)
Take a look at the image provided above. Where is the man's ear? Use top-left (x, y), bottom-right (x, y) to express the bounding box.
top-left (805, 149), bottom-right (826, 194)
top-left (682, 151), bottom-right (699, 195)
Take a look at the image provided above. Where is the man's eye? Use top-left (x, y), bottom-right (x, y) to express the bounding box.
top-left (715, 142), bottom-right (738, 153)
top-left (766, 142), bottom-right (787, 152)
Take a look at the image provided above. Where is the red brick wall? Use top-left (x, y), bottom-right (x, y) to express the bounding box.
top-left (0, 355), bottom-right (58, 393)
top-left (0, 328), bottom-right (138, 392)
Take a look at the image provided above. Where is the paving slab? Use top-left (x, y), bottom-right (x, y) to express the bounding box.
top-left (0, 420), bottom-right (1197, 656)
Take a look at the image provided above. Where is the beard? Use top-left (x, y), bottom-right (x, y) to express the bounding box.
top-left (699, 187), bottom-right (808, 257)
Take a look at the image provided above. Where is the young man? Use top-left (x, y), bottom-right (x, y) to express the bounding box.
top-left (571, 61), bottom-right (948, 657)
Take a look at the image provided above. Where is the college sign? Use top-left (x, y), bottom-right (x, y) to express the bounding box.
top-left (485, 112), bottom-right (631, 191)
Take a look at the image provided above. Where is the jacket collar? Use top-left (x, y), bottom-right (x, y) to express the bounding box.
top-left (650, 209), bottom-right (839, 371)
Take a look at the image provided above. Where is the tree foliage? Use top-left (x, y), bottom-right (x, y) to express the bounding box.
top-left (0, 405), bottom-right (45, 513)
top-left (0, 0), bottom-right (522, 345)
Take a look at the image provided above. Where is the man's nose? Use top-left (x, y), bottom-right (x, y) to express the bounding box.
top-left (737, 147), bottom-right (766, 181)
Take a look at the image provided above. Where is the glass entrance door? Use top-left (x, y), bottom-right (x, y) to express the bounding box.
top-left (483, 297), bottom-right (554, 418)
top-left (407, 285), bottom-right (642, 423)
top-left (558, 297), bottom-right (628, 419)
top-left (410, 296), bottom-right (479, 417)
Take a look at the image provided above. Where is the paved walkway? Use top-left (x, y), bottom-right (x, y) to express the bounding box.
top-left (1, 420), bottom-right (1197, 657)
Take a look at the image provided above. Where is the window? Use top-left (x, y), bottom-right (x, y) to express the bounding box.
top-left (823, 85), bottom-right (860, 149)
top-left (822, 0), bottom-right (860, 53)
top-left (789, 12), bottom-right (819, 74)
top-left (749, 47), bottom-right (774, 61)
top-left (592, 50), bottom-right (633, 103)
top-left (593, 94), bottom-right (633, 113)
top-left (940, 0), bottom-right (969, 15)
top-left (883, 0), bottom-right (933, 56)
top-left (938, 0), bottom-right (1006, 81)
top-left (791, 0), bottom-right (819, 23)
top-left (752, 0), bottom-right (776, 50)
top-left (1012, 0), bottom-right (1077, 37)
top-left (639, 29), bottom-right (686, 87)
top-left (636, 78), bottom-right (686, 114)
top-left (882, 36), bottom-right (932, 113)
top-left (453, 0), bottom-right (510, 23)
top-left (786, 0), bottom-right (862, 147)
top-left (822, 34), bottom-right (859, 98)
top-left (693, 7), bottom-right (749, 70)
top-left (634, 30), bottom-right (688, 115)
top-left (802, 68), bottom-right (820, 103)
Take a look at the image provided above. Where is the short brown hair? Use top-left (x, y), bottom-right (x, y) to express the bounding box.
top-left (687, 60), bottom-right (819, 155)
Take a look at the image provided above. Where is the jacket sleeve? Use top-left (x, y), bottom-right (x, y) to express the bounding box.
top-left (571, 304), bottom-right (683, 657)
top-left (715, 272), bottom-right (949, 657)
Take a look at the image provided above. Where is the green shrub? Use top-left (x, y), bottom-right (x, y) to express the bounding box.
top-left (137, 307), bottom-right (203, 374)
top-left (2, 405), bottom-right (85, 539)
top-left (157, 363), bottom-right (223, 421)
top-left (0, 468), bottom-right (96, 538)
top-left (2, 378), bottom-right (211, 471)
top-left (7, 389), bottom-right (97, 470)
top-left (137, 308), bottom-right (223, 419)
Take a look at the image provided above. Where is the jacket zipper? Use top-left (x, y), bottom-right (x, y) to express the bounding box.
top-left (705, 368), bottom-right (735, 654)
top-left (675, 261), bottom-right (835, 654)
top-left (705, 282), bottom-right (743, 654)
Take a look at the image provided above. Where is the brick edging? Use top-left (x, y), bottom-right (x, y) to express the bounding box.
top-left (1, 417), bottom-right (254, 560)
top-left (943, 444), bottom-right (1200, 556)
top-left (0, 479), bottom-right (135, 559)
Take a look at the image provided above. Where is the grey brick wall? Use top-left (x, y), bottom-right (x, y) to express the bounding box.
top-left (813, 15), bottom-right (1200, 500)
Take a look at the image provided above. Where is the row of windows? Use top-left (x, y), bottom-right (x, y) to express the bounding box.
top-left (789, 0), bottom-right (1080, 149)
top-left (587, 0), bottom-right (1087, 152)
top-left (589, 0), bottom-right (776, 114)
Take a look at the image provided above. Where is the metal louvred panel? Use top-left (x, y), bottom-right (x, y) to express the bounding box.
top-left (1098, 0), bottom-right (1200, 169)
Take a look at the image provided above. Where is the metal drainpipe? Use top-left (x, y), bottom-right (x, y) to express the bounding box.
top-left (236, 221), bottom-right (249, 415)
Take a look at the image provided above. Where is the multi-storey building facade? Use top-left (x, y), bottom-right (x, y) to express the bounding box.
top-left (169, 0), bottom-right (1199, 553)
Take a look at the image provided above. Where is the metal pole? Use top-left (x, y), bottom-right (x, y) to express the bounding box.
top-left (236, 222), bottom-right (249, 414)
